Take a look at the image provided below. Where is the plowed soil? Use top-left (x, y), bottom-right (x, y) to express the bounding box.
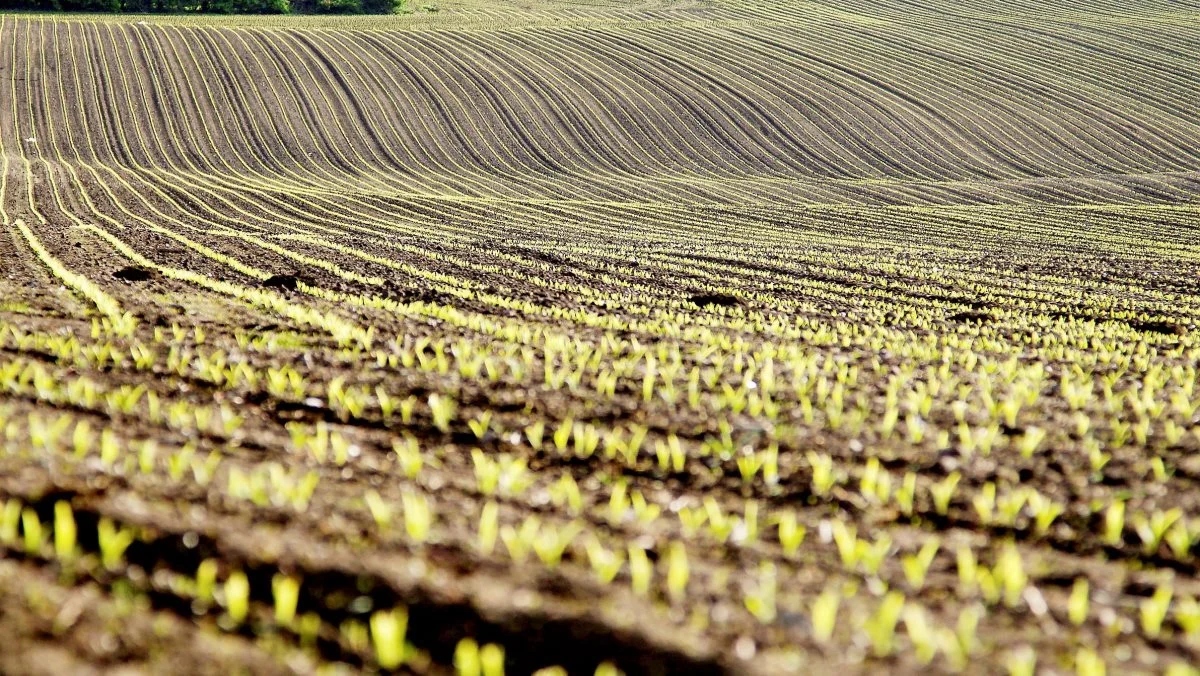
top-left (2, 0), bottom-right (1200, 674)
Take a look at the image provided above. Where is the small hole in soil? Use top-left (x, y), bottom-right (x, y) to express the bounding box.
top-left (263, 274), bottom-right (302, 290)
top-left (948, 311), bottom-right (989, 323)
top-left (688, 293), bottom-right (740, 308)
top-left (114, 266), bottom-right (153, 282)
top-left (1128, 320), bottom-right (1185, 336)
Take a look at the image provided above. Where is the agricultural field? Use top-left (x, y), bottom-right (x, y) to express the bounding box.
top-left (1, 0), bottom-right (1199, 673)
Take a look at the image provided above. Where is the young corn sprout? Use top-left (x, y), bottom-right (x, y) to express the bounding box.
top-left (272, 574), bottom-right (301, 626)
top-left (1103, 501), bottom-right (1125, 547)
top-left (957, 545), bottom-right (978, 593)
top-left (1140, 584), bottom-right (1173, 638)
top-left (594, 663), bottom-right (624, 676)
top-left (365, 490), bottom-right (393, 531)
top-left (994, 543), bottom-right (1028, 608)
top-left (776, 509), bottom-right (806, 556)
top-left (653, 434), bottom-right (685, 473)
top-left (629, 490), bottom-right (661, 524)
top-left (0, 499), bottom-right (20, 545)
top-left (896, 472), bottom-right (917, 516)
top-left (22, 508), bottom-right (44, 556)
top-left (628, 545), bottom-right (652, 596)
top-left (468, 410), bottom-right (493, 439)
top-left (99, 428), bottom-right (121, 467)
top-left (97, 517), bottom-right (136, 571)
top-left (665, 541), bottom-right (689, 602)
top-left (858, 533), bottom-right (893, 576)
top-left (531, 521), bottom-right (581, 568)
top-left (224, 570), bottom-right (250, 624)
top-left (585, 538), bottom-right (625, 584)
top-left (930, 472), bottom-right (961, 515)
top-left (196, 559), bottom-right (219, 604)
top-left (1017, 427), bottom-right (1046, 458)
top-left (1069, 578), bottom-right (1090, 626)
top-left (72, 420), bottom-right (92, 459)
top-left (1175, 595), bottom-right (1200, 636)
top-left (807, 452), bottom-right (837, 496)
top-left (572, 422), bottom-right (601, 459)
top-left (1075, 647), bottom-right (1105, 676)
top-left (863, 591), bottom-right (905, 656)
top-left (1133, 508), bottom-right (1182, 555)
top-left (1026, 491), bottom-right (1063, 535)
top-left (973, 482), bottom-right (997, 524)
top-left (455, 638), bottom-right (482, 676)
top-left (739, 500), bottom-right (760, 544)
top-left (549, 474), bottom-right (583, 516)
top-left (478, 502), bottom-right (499, 555)
top-left (1006, 646), bottom-right (1037, 676)
top-left (53, 501), bottom-right (77, 561)
top-left (480, 643), bottom-right (505, 676)
top-left (1165, 520), bottom-right (1194, 560)
top-left (552, 418), bottom-right (573, 453)
top-left (138, 440), bottom-right (157, 475)
top-left (473, 452), bottom-right (532, 498)
top-left (428, 393), bottom-right (457, 434)
top-left (401, 489), bottom-right (434, 543)
top-left (500, 516), bottom-right (540, 563)
top-left (524, 421), bottom-right (545, 449)
top-left (761, 444), bottom-right (780, 486)
top-left (859, 457), bottom-right (891, 504)
top-left (744, 562), bottom-right (777, 623)
top-left (902, 537), bottom-right (940, 590)
top-left (955, 604), bottom-right (982, 658)
top-left (704, 498), bottom-right (735, 542)
top-left (298, 612), bottom-right (321, 648)
top-left (902, 603), bottom-right (937, 664)
top-left (393, 436), bottom-right (423, 479)
top-left (811, 587), bottom-right (840, 643)
top-left (370, 607), bottom-right (409, 670)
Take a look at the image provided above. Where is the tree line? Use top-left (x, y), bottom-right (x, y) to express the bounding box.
top-left (0, 0), bottom-right (402, 13)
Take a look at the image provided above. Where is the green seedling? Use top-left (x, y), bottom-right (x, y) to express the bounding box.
top-left (902, 537), bottom-right (940, 589)
top-left (1075, 647), bottom-right (1105, 676)
top-left (1140, 584), bottom-right (1172, 638)
top-left (480, 642), bottom-right (504, 676)
top-left (455, 638), bottom-right (482, 676)
top-left (53, 501), bottom-right (77, 561)
top-left (666, 541), bottom-right (689, 602)
top-left (22, 508), bottom-right (44, 555)
top-left (196, 559), bottom-right (219, 603)
top-left (744, 562), bottom-right (777, 623)
top-left (98, 517), bottom-right (136, 570)
top-left (402, 490), bottom-right (433, 543)
top-left (1069, 578), bottom-right (1089, 626)
top-left (811, 588), bottom-right (840, 643)
top-left (478, 502), bottom-right (499, 555)
top-left (930, 472), bottom-right (961, 515)
top-left (628, 546), bottom-right (652, 596)
top-left (272, 574), bottom-right (301, 626)
top-left (864, 591), bottom-right (905, 656)
top-left (370, 607), bottom-right (408, 670)
top-left (776, 510), bottom-right (806, 556)
top-left (585, 538), bottom-right (624, 584)
top-left (224, 570), bottom-right (250, 623)
top-left (428, 393), bottom-right (456, 433)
